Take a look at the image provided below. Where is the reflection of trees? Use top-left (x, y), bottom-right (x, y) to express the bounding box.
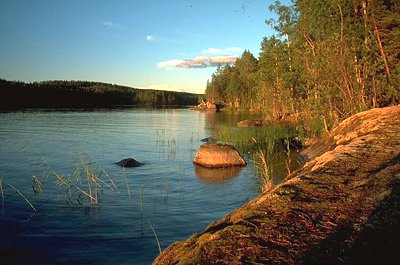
top-left (202, 110), bottom-right (264, 140)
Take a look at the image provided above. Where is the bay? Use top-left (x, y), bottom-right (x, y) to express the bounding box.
top-left (0, 107), bottom-right (263, 265)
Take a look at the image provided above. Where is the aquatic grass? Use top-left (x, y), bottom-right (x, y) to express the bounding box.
top-left (32, 175), bottom-right (43, 193)
top-left (72, 158), bottom-right (119, 204)
top-left (251, 138), bottom-right (273, 192)
top-left (283, 139), bottom-right (293, 175)
top-left (54, 170), bottom-right (97, 204)
top-left (148, 220), bottom-right (162, 254)
top-left (40, 157), bottom-right (119, 206)
top-left (140, 186), bottom-right (144, 213)
top-left (216, 123), bottom-right (297, 154)
top-left (0, 177), bottom-right (4, 215)
top-left (8, 183), bottom-right (37, 212)
top-left (122, 167), bottom-right (131, 198)
top-left (217, 123), bottom-right (303, 191)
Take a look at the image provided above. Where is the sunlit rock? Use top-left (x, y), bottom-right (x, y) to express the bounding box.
top-left (193, 143), bottom-right (247, 168)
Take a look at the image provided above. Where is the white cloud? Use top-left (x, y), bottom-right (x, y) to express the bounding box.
top-left (157, 59), bottom-right (186, 70)
top-left (146, 35), bottom-right (155, 41)
top-left (228, 47), bottom-right (242, 52)
top-left (158, 55), bottom-right (239, 69)
top-left (201, 47), bottom-right (243, 55)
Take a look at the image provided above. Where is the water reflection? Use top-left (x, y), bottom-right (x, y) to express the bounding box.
top-left (0, 108), bottom-right (262, 265)
top-left (194, 164), bottom-right (243, 185)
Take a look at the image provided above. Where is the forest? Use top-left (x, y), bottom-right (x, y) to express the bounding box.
top-left (0, 79), bottom-right (200, 108)
top-left (205, 0), bottom-right (399, 131)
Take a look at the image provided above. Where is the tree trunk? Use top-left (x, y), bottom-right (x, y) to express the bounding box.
top-left (372, 13), bottom-right (391, 78)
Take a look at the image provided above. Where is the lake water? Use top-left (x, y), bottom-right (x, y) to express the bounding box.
top-left (0, 107), bottom-right (269, 265)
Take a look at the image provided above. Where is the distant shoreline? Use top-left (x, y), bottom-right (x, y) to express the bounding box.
top-left (0, 79), bottom-right (202, 109)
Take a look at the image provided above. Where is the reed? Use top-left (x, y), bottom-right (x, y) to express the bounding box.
top-left (284, 139), bottom-right (292, 175)
top-left (54, 170), bottom-right (96, 204)
top-left (140, 186), bottom-right (144, 213)
top-left (216, 123), bottom-right (297, 154)
top-left (32, 175), bottom-right (43, 193)
top-left (122, 167), bottom-right (131, 198)
top-left (51, 157), bottom-right (117, 205)
top-left (251, 138), bottom-right (273, 192)
top-left (148, 220), bottom-right (162, 254)
top-left (8, 183), bottom-right (37, 212)
top-left (0, 177), bottom-right (4, 215)
top-left (217, 122), bottom-right (303, 191)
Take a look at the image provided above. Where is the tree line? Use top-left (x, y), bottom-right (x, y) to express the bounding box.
top-left (206, 0), bottom-right (399, 130)
top-left (0, 79), bottom-right (200, 108)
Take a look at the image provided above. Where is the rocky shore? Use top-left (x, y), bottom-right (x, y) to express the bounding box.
top-left (153, 105), bottom-right (400, 265)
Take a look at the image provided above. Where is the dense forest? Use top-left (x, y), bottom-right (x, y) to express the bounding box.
top-left (0, 79), bottom-right (200, 108)
top-left (206, 0), bottom-right (399, 131)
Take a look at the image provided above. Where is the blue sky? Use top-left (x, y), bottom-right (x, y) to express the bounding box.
top-left (0, 0), bottom-right (288, 94)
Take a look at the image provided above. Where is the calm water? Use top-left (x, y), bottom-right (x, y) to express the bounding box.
top-left (0, 107), bottom-right (266, 265)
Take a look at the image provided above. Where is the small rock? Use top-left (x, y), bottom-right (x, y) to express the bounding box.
top-left (116, 158), bottom-right (141, 167)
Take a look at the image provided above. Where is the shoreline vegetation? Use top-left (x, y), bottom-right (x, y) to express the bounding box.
top-left (199, 0), bottom-right (400, 196)
top-left (0, 79), bottom-right (201, 109)
top-left (154, 104), bottom-right (400, 265)
top-left (204, 0), bottom-right (399, 135)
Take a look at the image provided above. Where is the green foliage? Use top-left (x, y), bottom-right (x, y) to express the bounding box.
top-left (205, 50), bottom-right (258, 108)
top-left (33, 156), bottom-right (118, 206)
top-left (206, 0), bottom-right (400, 131)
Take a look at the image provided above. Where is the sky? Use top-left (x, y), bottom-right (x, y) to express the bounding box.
top-left (0, 0), bottom-right (289, 94)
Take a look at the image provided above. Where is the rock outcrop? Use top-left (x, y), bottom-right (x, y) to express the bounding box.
top-left (193, 143), bottom-right (247, 168)
top-left (154, 105), bottom-right (400, 265)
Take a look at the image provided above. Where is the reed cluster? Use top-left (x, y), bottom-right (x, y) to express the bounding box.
top-left (217, 123), bottom-right (302, 191)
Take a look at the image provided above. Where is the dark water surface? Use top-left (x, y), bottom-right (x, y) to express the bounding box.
top-left (0, 108), bottom-right (265, 265)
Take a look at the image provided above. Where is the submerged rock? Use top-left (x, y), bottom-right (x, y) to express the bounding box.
top-left (154, 105), bottom-right (400, 265)
top-left (116, 158), bottom-right (141, 167)
top-left (193, 143), bottom-right (247, 168)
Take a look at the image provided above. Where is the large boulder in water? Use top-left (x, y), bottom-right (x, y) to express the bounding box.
top-left (193, 143), bottom-right (247, 168)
